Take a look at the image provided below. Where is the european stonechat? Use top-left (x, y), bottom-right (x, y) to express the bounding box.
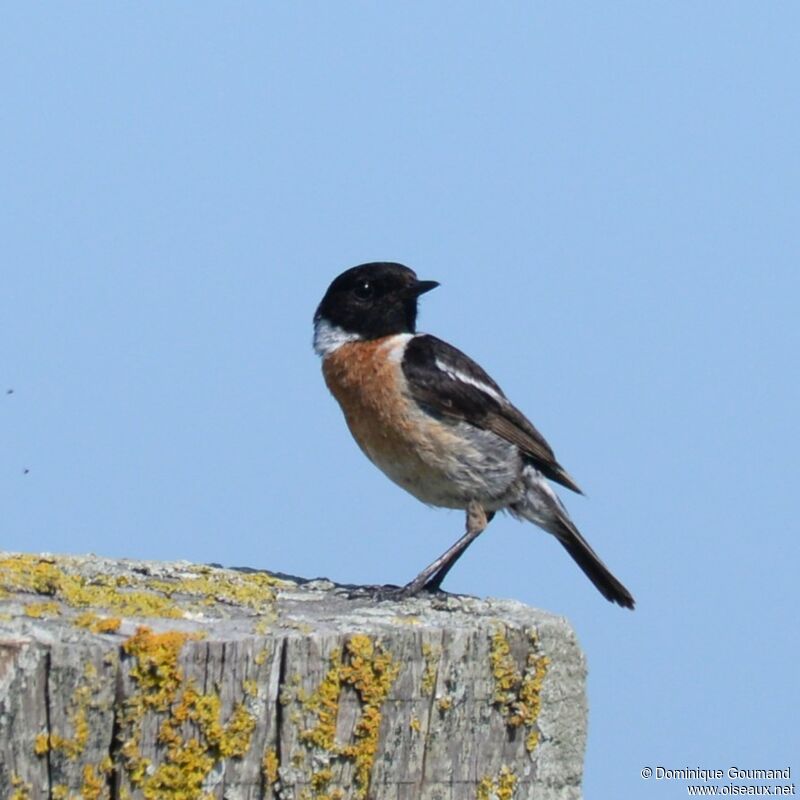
top-left (314, 262), bottom-right (634, 608)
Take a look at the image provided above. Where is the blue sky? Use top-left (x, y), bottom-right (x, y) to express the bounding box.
top-left (2, 4), bottom-right (798, 796)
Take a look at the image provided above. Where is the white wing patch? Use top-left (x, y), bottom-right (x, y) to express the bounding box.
top-left (434, 357), bottom-right (505, 403)
top-left (313, 319), bottom-right (362, 356)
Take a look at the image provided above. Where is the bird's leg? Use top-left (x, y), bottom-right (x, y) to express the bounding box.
top-left (399, 501), bottom-right (493, 597)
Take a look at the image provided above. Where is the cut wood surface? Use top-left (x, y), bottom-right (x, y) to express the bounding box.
top-left (0, 552), bottom-right (587, 799)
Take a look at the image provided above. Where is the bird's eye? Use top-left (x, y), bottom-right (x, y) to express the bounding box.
top-left (353, 281), bottom-right (374, 300)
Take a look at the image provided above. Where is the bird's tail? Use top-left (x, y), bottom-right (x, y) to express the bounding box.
top-left (551, 520), bottom-right (635, 609)
top-left (510, 467), bottom-right (635, 609)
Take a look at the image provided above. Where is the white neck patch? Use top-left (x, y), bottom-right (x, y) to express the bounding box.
top-left (313, 318), bottom-right (362, 357)
top-left (385, 333), bottom-right (415, 363)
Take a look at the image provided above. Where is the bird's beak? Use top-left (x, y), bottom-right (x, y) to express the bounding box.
top-left (407, 279), bottom-right (439, 298)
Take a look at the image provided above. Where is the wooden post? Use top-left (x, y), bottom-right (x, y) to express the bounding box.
top-left (0, 552), bottom-right (587, 799)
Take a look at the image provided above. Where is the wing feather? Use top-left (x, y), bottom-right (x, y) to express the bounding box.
top-left (402, 335), bottom-right (582, 493)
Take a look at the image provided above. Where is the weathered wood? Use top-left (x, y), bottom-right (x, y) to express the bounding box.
top-left (0, 552), bottom-right (587, 799)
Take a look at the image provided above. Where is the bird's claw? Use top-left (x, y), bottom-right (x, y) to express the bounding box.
top-left (340, 581), bottom-right (446, 602)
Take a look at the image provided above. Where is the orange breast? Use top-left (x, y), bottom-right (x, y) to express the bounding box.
top-left (321, 336), bottom-right (424, 467)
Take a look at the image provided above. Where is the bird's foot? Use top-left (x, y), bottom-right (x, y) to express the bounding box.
top-left (340, 583), bottom-right (401, 601)
top-left (396, 573), bottom-right (447, 598)
top-left (341, 579), bottom-right (446, 602)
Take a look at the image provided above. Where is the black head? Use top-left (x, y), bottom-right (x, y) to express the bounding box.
top-left (314, 262), bottom-right (439, 341)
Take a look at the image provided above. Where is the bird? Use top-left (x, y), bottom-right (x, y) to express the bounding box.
top-left (313, 262), bottom-right (634, 608)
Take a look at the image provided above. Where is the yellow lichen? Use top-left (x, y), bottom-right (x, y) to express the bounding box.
top-left (436, 695), bottom-right (453, 712)
top-left (300, 789), bottom-right (344, 800)
top-left (0, 555), bottom-right (182, 619)
top-left (118, 626), bottom-right (257, 800)
top-left (74, 612), bottom-right (122, 633)
top-left (280, 673), bottom-right (308, 706)
top-left (44, 680), bottom-right (92, 760)
top-left (147, 568), bottom-right (282, 614)
top-left (140, 738), bottom-right (214, 800)
top-left (299, 648), bottom-right (342, 752)
top-left (489, 627), bottom-right (549, 752)
top-left (409, 715), bottom-right (422, 733)
top-left (81, 761), bottom-right (111, 800)
top-left (477, 765), bottom-right (518, 800)
top-left (298, 634), bottom-right (399, 799)
top-left (421, 642), bottom-right (439, 696)
top-left (34, 732), bottom-right (50, 755)
top-left (190, 695), bottom-right (256, 759)
top-left (119, 627), bottom-right (199, 795)
top-left (0, 555), bottom-right (62, 594)
top-left (0, 555), bottom-right (286, 628)
top-left (10, 775), bottom-right (32, 800)
top-left (104, 649), bottom-right (119, 667)
top-left (390, 614), bottom-right (421, 625)
top-left (253, 614), bottom-right (277, 635)
top-left (338, 634), bottom-right (399, 796)
top-left (262, 748), bottom-right (280, 785)
top-left (24, 600), bottom-right (61, 618)
top-left (123, 627), bottom-right (193, 711)
top-left (311, 768), bottom-right (334, 789)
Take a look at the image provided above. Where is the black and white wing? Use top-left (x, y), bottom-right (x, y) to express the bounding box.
top-left (402, 334), bottom-right (582, 494)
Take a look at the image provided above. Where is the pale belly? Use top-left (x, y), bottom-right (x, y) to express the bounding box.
top-left (354, 413), bottom-right (525, 510)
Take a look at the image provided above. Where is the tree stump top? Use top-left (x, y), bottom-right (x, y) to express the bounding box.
top-left (1, 551), bottom-right (587, 799)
